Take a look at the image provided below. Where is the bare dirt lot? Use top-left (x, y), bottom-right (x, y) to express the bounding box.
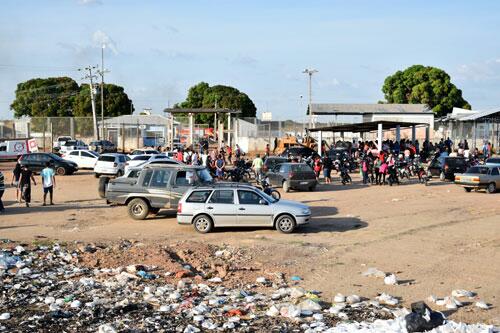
top-left (1, 162), bottom-right (499, 325)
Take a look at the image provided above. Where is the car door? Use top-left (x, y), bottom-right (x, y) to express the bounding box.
top-left (37, 154), bottom-right (50, 172)
top-left (67, 151), bottom-right (80, 166)
top-left (171, 170), bottom-right (195, 206)
top-left (80, 151), bottom-right (96, 168)
top-left (145, 168), bottom-right (172, 208)
top-left (206, 190), bottom-right (237, 227)
top-left (277, 164), bottom-right (289, 183)
top-left (236, 189), bottom-right (273, 226)
top-left (490, 167), bottom-right (500, 187)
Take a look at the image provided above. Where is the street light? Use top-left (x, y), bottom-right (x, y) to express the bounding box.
top-left (302, 68), bottom-right (318, 130)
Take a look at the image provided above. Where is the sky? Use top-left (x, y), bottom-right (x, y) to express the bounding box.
top-left (1, 0), bottom-right (500, 120)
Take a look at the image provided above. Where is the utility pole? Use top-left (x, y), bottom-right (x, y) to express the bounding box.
top-left (97, 44), bottom-right (110, 140)
top-left (302, 68), bottom-right (318, 130)
top-left (79, 66), bottom-right (99, 140)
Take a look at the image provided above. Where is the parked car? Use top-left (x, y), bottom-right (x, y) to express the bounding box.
top-left (262, 156), bottom-right (288, 172)
top-left (59, 139), bottom-right (88, 153)
top-left (427, 156), bottom-right (467, 181)
top-left (485, 157), bottom-right (500, 167)
top-left (89, 140), bottom-right (117, 153)
top-left (53, 136), bottom-right (73, 150)
top-left (19, 152), bottom-right (78, 175)
top-left (104, 164), bottom-right (213, 219)
top-left (177, 183), bottom-right (311, 234)
top-left (123, 158), bottom-right (183, 178)
top-left (94, 153), bottom-right (129, 177)
top-left (279, 146), bottom-right (316, 160)
top-left (62, 150), bottom-right (99, 169)
top-left (265, 162), bottom-right (317, 192)
top-left (455, 165), bottom-right (500, 193)
top-left (128, 149), bottom-right (159, 157)
top-left (125, 154), bottom-right (172, 173)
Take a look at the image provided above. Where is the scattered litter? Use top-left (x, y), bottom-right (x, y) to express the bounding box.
top-left (362, 267), bottom-right (386, 278)
top-left (384, 274), bottom-right (398, 285)
top-left (475, 301), bottom-right (490, 310)
top-left (405, 301), bottom-right (445, 333)
top-left (290, 275), bottom-right (302, 281)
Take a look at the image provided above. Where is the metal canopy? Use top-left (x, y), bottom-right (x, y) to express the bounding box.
top-left (459, 108), bottom-right (500, 121)
top-left (308, 120), bottom-right (427, 133)
top-left (163, 108), bottom-right (241, 114)
top-left (310, 103), bottom-right (431, 115)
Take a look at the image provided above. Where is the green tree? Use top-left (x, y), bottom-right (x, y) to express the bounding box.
top-left (382, 65), bottom-right (471, 116)
top-left (73, 83), bottom-right (134, 117)
top-left (177, 82), bottom-right (256, 123)
top-left (10, 77), bottom-right (80, 118)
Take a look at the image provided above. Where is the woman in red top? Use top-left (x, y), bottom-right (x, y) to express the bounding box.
top-left (313, 156), bottom-right (322, 181)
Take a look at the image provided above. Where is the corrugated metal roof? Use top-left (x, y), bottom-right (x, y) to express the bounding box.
top-left (310, 103), bottom-right (431, 115)
top-left (459, 108), bottom-right (500, 121)
top-left (103, 114), bottom-right (169, 125)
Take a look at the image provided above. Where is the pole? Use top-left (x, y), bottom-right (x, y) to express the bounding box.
top-left (303, 69), bottom-right (318, 130)
top-left (79, 66), bottom-right (99, 140)
top-left (101, 45), bottom-right (105, 140)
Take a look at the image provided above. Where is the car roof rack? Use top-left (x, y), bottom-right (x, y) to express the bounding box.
top-left (194, 182), bottom-right (256, 189)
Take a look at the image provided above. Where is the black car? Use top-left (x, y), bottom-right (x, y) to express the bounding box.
top-left (20, 153), bottom-right (79, 176)
top-left (265, 162), bottom-right (317, 192)
top-left (279, 146), bottom-right (316, 160)
top-left (90, 140), bottom-right (117, 153)
top-left (428, 156), bottom-right (467, 181)
top-left (263, 156), bottom-right (288, 172)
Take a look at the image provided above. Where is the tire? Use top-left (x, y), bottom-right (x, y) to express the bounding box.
top-left (275, 214), bottom-right (296, 234)
top-left (56, 167), bottom-right (66, 176)
top-left (308, 185), bottom-right (316, 191)
top-left (192, 214), bottom-right (213, 234)
top-left (487, 183), bottom-right (496, 194)
top-left (439, 172), bottom-right (446, 181)
top-left (149, 207), bottom-right (160, 215)
top-left (127, 198), bottom-right (150, 220)
top-left (98, 177), bottom-right (110, 198)
top-left (94, 173), bottom-right (100, 178)
top-left (464, 187), bottom-right (472, 193)
top-left (270, 190), bottom-right (281, 200)
top-left (282, 181), bottom-right (290, 193)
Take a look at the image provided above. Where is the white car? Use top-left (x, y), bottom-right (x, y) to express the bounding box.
top-left (128, 149), bottom-right (159, 157)
top-left (125, 154), bottom-right (173, 173)
top-left (123, 158), bottom-right (183, 178)
top-left (94, 153), bottom-right (129, 177)
top-left (59, 140), bottom-right (88, 153)
top-left (63, 150), bottom-right (99, 169)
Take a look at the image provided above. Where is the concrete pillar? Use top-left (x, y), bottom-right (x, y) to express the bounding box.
top-left (411, 125), bottom-right (416, 144)
top-left (377, 123), bottom-right (383, 152)
top-left (473, 120), bottom-right (477, 149)
top-left (396, 125), bottom-right (401, 143)
top-left (70, 118), bottom-right (75, 138)
top-left (227, 113), bottom-right (231, 147)
top-left (188, 113), bottom-right (194, 147)
top-left (318, 131), bottom-right (323, 156)
top-left (218, 113), bottom-right (223, 150)
top-left (26, 122), bottom-right (31, 138)
top-left (425, 125), bottom-right (430, 143)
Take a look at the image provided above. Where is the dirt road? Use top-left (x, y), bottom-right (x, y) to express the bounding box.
top-left (1, 162), bottom-right (499, 324)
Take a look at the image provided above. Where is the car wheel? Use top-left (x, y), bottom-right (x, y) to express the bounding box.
top-left (98, 177), bottom-right (110, 198)
top-left (94, 173), bottom-right (100, 178)
top-left (282, 181), bottom-right (290, 193)
top-left (464, 187), bottom-right (472, 193)
top-left (439, 172), bottom-right (446, 181)
top-left (193, 214), bottom-right (213, 234)
top-left (127, 198), bottom-right (150, 220)
top-left (275, 214), bottom-right (296, 234)
top-left (56, 167), bottom-right (66, 176)
top-left (487, 182), bottom-right (496, 194)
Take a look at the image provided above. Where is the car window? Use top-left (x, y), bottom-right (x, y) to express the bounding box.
top-left (154, 155), bottom-right (167, 159)
top-left (118, 156), bottom-right (126, 163)
top-left (70, 151), bottom-right (79, 156)
top-left (466, 167), bottom-right (488, 174)
top-left (209, 190), bottom-right (234, 204)
top-left (128, 170), bottom-right (141, 178)
top-left (149, 169), bottom-right (171, 188)
top-left (98, 155), bottom-right (116, 162)
top-left (490, 167), bottom-right (499, 176)
top-left (133, 155), bottom-right (150, 161)
top-left (142, 170), bottom-right (153, 186)
top-left (175, 170), bottom-right (196, 185)
top-left (39, 154), bottom-right (50, 162)
top-left (237, 190), bottom-right (263, 205)
top-left (81, 152), bottom-right (94, 158)
top-left (279, 164), bottom-right (287, 173)
top-left (186, 190), bottom-right (212, 203)
top-left (291, 164), bottom-right (313, 172)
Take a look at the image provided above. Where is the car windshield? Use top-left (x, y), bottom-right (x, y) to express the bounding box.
top-left (196, 168), bottom-right (213, 183)
top-left (466, 166), bottom-right (489, 174)
top-left (98, 155), bottom-right (116, 162)
top-left (48, 153), bottom-right (63, 161)
top-left (88, 151), bottom-right (99, 157)
top-left (290, 164), bottom-right (312, 172)
top-left (132, 155), bottom-right (151, 161)
top-left (255, 187), bottom-right (278, 203)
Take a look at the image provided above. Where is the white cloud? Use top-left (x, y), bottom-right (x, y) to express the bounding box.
top-left (92, 30), bottom-right (118, 54)
top-left (455, 58), bottom-right (500, 82)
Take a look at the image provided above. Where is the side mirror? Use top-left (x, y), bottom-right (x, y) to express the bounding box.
top-left (259, 199), bottom-right (267, 205)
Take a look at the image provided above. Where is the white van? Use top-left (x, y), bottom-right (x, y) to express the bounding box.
top-left (0, 139), bottom-right (38, 160)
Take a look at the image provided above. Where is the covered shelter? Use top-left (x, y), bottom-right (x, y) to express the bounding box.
top-left (309, 120), bottom-right (429, 154)
top-left (163, 108), bottom-right (241, 149)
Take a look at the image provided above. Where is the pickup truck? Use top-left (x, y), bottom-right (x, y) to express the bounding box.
top-left (53, 136), bottom-right (73, 150)
top-left (102, 164), bottom-right (213, 220)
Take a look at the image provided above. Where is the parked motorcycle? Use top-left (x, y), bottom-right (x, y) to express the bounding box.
top-left (334, 159), bottom-right (352, 185)
top-left (256, 177), bottom-right (281, 200)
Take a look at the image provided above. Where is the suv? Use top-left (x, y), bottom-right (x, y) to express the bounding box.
top-left (104, 164), bottom-right (213, 220)
top-left (279, 146), bottom-right (316, 159)
top-left (265, 162), bottom-right (317, 192)
top-left (177, 183), bottom-right (311, 234)
top-left (94, 153), bottom-right (129, 177)
top-left (428, 156), bottom-right (467, 181)
top-left (90, 140), bottom-right (116, 153)
top-left (262, 156), bottom-right (288, 172)
top-left (20, 153), bottom-right (78, 175)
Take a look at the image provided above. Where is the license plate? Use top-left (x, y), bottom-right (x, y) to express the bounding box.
top-left (300, 181), bottom-right (308, 185)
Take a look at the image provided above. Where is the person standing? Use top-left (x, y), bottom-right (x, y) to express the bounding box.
top-left (18, 165), bottom-right (36, 207)
top-left (322, 154), bottom-right (332, 184)
top-left (252, 154), bottom-right (264, 183)
top-left (273, 137), bottom-right (278, 154)
top-left (226, 145), bottom-right (233, 165)
top-left (215, 154), bottom-right (225, 180)
top-left (0, 170), bottom-right (5, 213)
top-left (11, 156), bottom-right (22, 202)
top-left (41, 162), bottom-right (56, 206)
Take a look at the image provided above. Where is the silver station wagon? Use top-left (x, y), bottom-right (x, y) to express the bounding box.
top-left (177, 184), bottom-right (311, 233)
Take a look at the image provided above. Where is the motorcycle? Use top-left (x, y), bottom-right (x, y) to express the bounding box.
top-left (256, 177), bottom-right (281, 200)
top-left (335, 159), bottom-right (352, 185)
top-left (387, 164), bottom-right (400, 186)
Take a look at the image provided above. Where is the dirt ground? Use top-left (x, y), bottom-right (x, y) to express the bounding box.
top-left (1, 161), bottom-right (499, 325)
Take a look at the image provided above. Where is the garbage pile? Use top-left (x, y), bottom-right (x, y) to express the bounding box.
top-left (0, 243), bottom-right (497, 332)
